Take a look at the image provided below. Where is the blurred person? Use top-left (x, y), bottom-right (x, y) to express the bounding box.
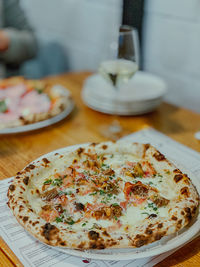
top-left (0, 0), bottom-right (37, 78)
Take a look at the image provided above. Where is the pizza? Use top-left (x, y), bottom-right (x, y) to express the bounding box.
top-left (0, 77), bottom-right (71, 129)
top-left (7, 142), bottom-right (199, 250)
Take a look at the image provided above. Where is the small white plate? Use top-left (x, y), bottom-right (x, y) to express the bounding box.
top-left (82, 72), bottom-right (167, 115)
top-left (0, 87), bottom-right (74, 134)
top-left (20, 143), bottom-right (200, 261)
top-left (83, 93), bottom-right (162, 115)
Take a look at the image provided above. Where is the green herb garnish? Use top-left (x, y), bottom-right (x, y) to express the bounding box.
top-left (112, 203), bottom-right (119, 207)
top-left (147, 202), bottom-right (158, 212)
top-left (52, 178), bottom-right (63, 186)
top-left (35, 88), bottom-right (43, 94)
top-left (0, 100), bottom-right (7, 113)
top-left (64, 191), bottom-right (73, 195)
top-left (55, 214), bottom-right (64, 223)
top-left (66, 219), bottom-right (75, 225)
top-left (148, 203), bottom-right (154, 208)
top-left (99, 190), bottom-right (105, 195)
top-left (43, 179), bottom-right (52, 185)
top-left (55, 217), bottom-right (63, 223)
top-left (101, 163), bottom-right (109, 169)
top-left (82, 223), bottom-right (86, 227)
top-left (89, 191), bottom-right (97, 196)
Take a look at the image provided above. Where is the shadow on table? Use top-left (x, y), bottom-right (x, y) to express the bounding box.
top-left (80, 101), bottom-right (186, 142)
top-left (157, 236), bottom-right (200, 267)
top-left (145, 102), bottom-right (185, 135)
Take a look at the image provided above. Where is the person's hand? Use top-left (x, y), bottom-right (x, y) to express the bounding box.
top-left (0, 30), bottom-right (10, 52)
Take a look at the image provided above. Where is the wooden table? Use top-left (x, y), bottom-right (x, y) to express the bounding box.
top-left (0, 72), bottom-right (200, 267)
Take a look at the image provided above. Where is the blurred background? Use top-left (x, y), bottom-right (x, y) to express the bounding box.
top-left (7, 0), bottom-right (200, 113)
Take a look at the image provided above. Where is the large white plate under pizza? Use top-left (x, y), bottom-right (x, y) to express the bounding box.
top-left (7, 142), bottom-right (200, 260)
top-left (0, 77), bottom-right (74, 134)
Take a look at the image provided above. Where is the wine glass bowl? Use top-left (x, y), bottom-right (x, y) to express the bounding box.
top-left (118, 25), bottom-right (140, 64)
top-left (98, 25), bottom-right (139, 90)
top-left (99, 59), bottom-right (138, 89)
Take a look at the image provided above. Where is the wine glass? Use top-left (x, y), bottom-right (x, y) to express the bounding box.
top-left (99, 25), bottom-right (139, 89)
top-left (98, 25), bottom-right (140, 140)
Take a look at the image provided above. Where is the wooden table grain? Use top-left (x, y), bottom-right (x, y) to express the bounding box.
top-left (0, 72), bottom-right (200, 267)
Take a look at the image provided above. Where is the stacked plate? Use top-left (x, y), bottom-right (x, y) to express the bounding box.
top-left (82, 71), bottom-right (167, 115)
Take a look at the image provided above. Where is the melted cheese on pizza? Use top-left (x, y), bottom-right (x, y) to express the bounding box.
top-left (8, 142), bottom-right (199, 250)
top-left (27, 147), bottom-right (177, 233)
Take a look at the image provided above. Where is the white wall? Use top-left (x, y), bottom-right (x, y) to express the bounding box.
top-left (21, 0), bottom-right (200, 112)
top-left (21, 0), bottom-right (122, 71)
top-left (143, 0), bottom-right (200, 113)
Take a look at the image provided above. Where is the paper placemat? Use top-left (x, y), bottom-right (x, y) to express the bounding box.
top-left (0, 128), bottom-right (200, 267)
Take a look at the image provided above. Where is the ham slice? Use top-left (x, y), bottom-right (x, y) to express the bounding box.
top-left (0, 84), bottom-right (26, 99)
top-left (0, 84), bottom-right (51, 123)
top-left (0, 111), bottom-right (19, 123)
top-left (20, 91), bottom-right (50, 114)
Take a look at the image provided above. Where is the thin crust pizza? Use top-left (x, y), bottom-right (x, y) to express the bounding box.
top-left (7, 142), bottom-right (199, 250)
top-left (0, 77), bottom-right (71, 129)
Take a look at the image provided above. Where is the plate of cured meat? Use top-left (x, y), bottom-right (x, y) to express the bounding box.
top-left (0, 77), bottom-right (74, 134)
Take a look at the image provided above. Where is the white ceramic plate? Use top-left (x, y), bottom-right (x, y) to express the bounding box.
top-left (83, 93), bottom-right (162, 115)
top-left (82, 72), bottom-right (167, 115)
top-left (22, 143), bottom-right (200, 261)
top-left (0, 87), bottom-right (74, 134)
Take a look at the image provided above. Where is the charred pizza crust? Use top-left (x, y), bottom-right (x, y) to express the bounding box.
top-left (7, 142), bottom-right (199, 250)
top-left (0, 77), bottom-right (71, 129)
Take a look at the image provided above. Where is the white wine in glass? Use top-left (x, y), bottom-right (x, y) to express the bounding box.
top-left (100, 24), bottom-right (139, 88)
top-left (99, 59), bottom-right (138, 88)
top-left (98, 25), bottom-right (140, 140)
